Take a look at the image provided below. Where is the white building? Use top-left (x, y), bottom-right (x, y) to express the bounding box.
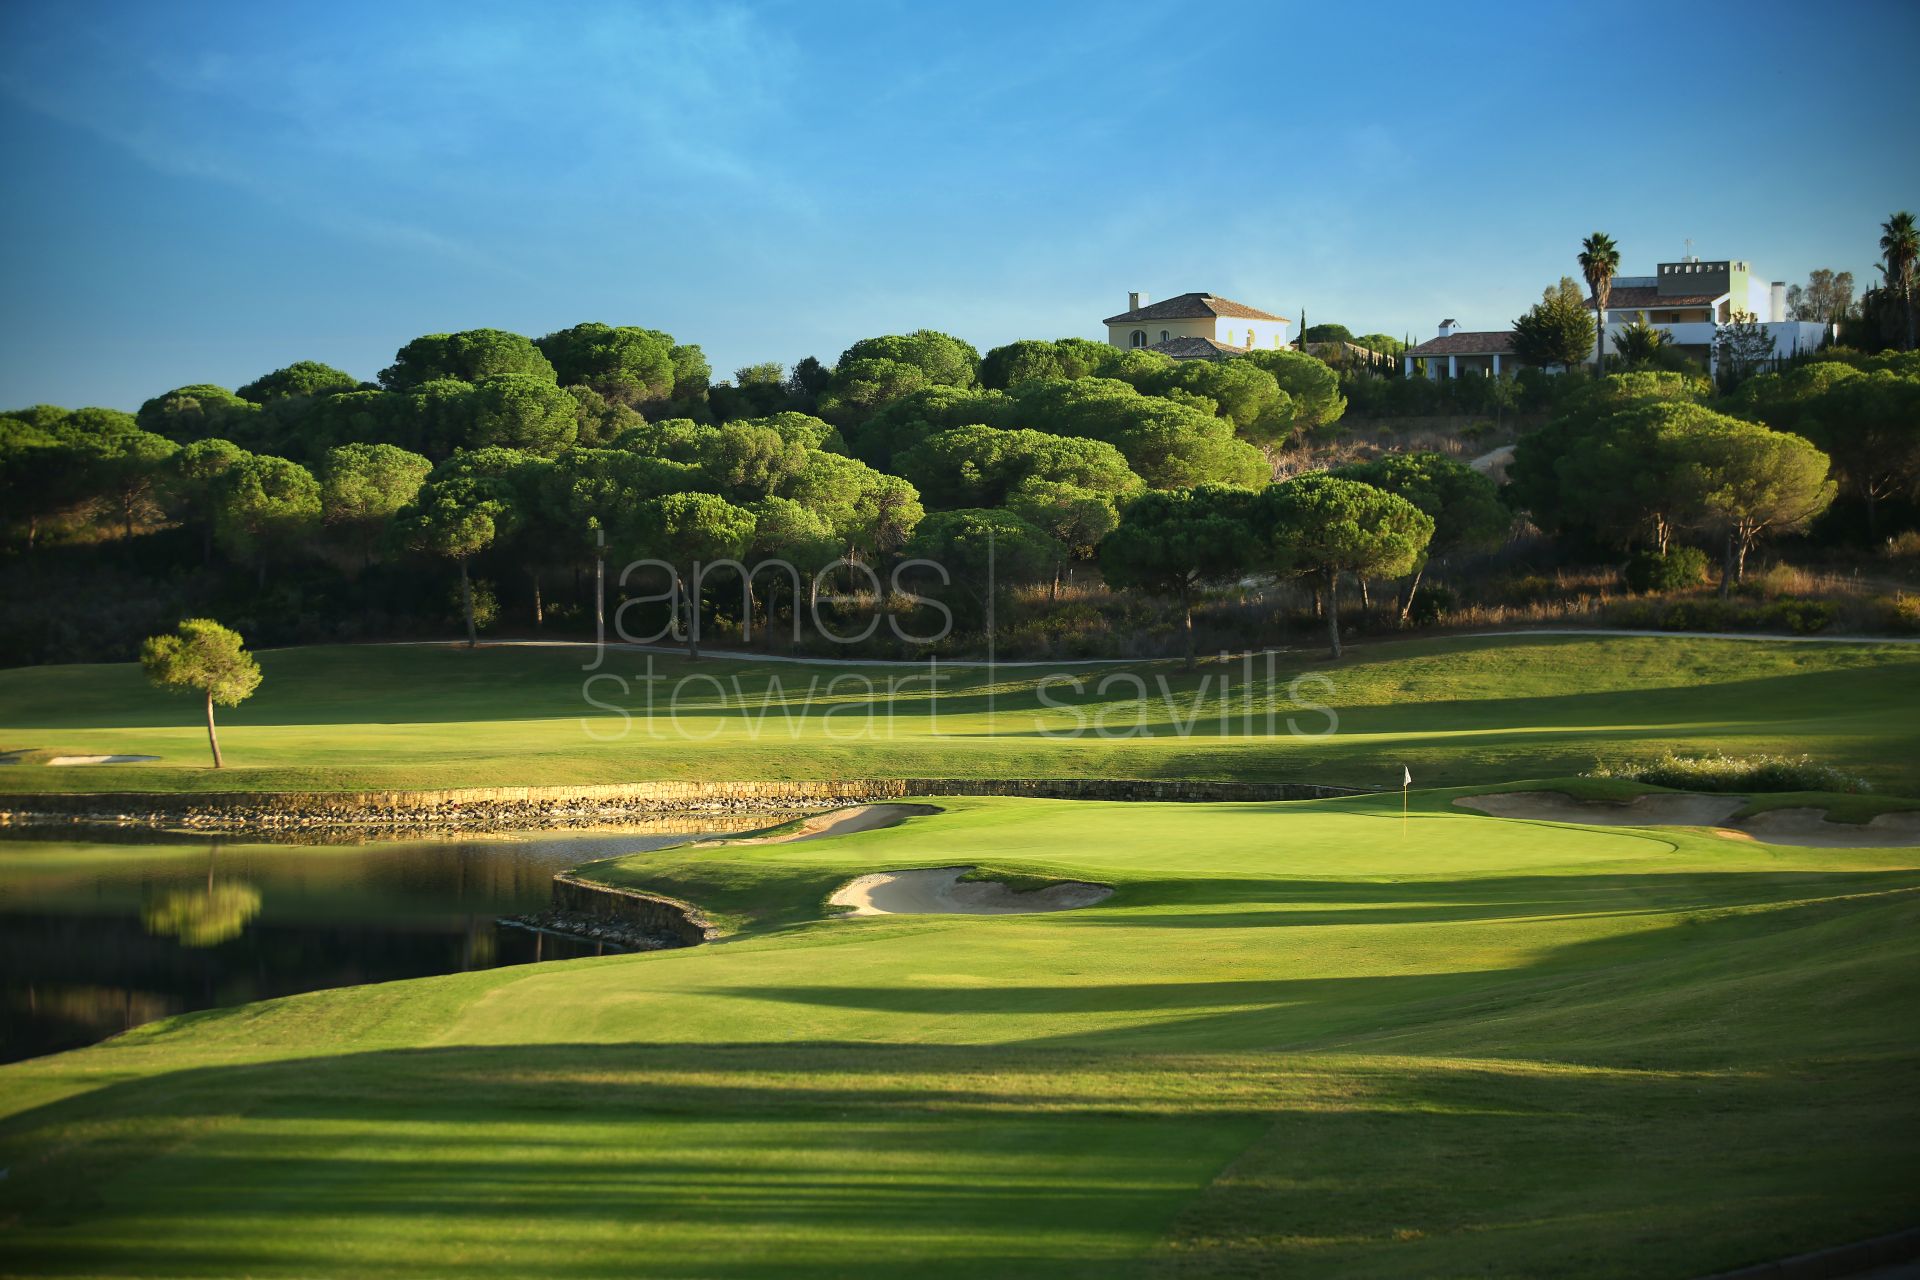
top-left (1594, 258), bottom-right (1829, 369)
top-left (1402, 257), bottom-right (1834, 380)
top-left (1104, 292), bottom-right (1291, 358)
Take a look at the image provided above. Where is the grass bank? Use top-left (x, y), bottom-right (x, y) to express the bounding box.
top-left (1, 794), bottom-right (1915, 1276)
top-left (4, 632), bottom-right (1919, 795)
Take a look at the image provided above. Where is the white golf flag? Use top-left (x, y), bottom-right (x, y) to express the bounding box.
top-left (1402, 765), bottom-right (1412, 788)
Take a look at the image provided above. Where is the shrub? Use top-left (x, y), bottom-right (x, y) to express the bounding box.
top-left (1623, 547), bottom-right (1709, 594)
top-left (1407, 584), bottom-right (1457, 626)
top-left (447, 578), bottom-right (499, 632)
top-left (1884, 530), bottom-right (1920, 560)
top-left (1587, 751), bottom-right (1871, 794)
top-left (1878, 592), bottom-right (1920, 633)
top-left (1601, 594), bottom-right (1832, 635)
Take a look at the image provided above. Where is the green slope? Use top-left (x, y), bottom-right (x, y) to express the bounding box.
top-left (3, 633), bottom-right (1918, 794)
top-left (3, 794), bottom-right (1916, 1276)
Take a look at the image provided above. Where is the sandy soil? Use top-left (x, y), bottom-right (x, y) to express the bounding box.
top-left (719, 803), bottom-right (941, 846)
top-left (46, 755), bottom-right (161, 766)
top-left (1455, 791), bottom-right (1744, 826)
top-left (1455, 791), bottom-right (1920, 848)
top-left (829, 866), bottom-right (1113, 916)
top-left (1737, 807), bottom-right (1920, 849)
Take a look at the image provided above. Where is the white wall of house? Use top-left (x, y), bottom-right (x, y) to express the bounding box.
top-left (1601, 317), bottom-right (1833, 360)
top-left (1106, 315), bottom-right (1291, 351)
top-left (1229, 318), bottom-right (1291, 349)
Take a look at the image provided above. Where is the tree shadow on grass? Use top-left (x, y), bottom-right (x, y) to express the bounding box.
top-left (3, 1030), bottom-right (1914, 1279)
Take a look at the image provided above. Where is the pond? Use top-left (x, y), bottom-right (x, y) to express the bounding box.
top-left (0, 816), bottom-right (774, 1065)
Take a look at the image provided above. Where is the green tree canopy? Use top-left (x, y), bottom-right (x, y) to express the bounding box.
top-left (563, 385), bottom-right (646, 449)
top-left (1734, 361), bottom-right (1920, 529)
top-left (1256, 473), bottom-right (1434, 659)
top-left (87, 428), bottom-right (179, 539)
top-left (139, 618), bottom-right (263, 768)
top-left (395, 470), bottom-right (517, 646)
top-left (136, 384), bottom-right (262, 446)
top-left (840, 330), bottom-right (981, 389)
top-left (1511, 277), bottom-right (1598, 370)
top-left (1239, 349), bottom-right (1348, 437)
top-left (535, 323), bottom-right (678, 406)
top-left (238, 361), bottom-right (359, 404)
top-left (633, 491), bottom-right (758, 658)
top-left (468, 374), bottom-right (579, 456)
top-left (893, 424), bottom-right (1141, 509)
top-left (903, 507), bottom-right (1060, 633)
top-left (319, 443), bottom-right (433, 567)
top-left (1098, 485), bottom-right (1257, 668)
top-left (380, 329), bottom-right (556, 392)
top-left (210, 454), bottom-right (321, 577)
top-left (1684, 418), bottom-right (1836, 587)
top-left (1332, 451), bottom-right (1508, 621)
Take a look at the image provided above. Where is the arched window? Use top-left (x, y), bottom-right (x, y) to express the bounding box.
top-left (1160, 330), bottom-right (1170, 343)
top-left (1130, 330), bottom-right (1146, 348)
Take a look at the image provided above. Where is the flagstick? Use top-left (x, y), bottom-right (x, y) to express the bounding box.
top-left (1402, 780), bottom-right (1407, 839)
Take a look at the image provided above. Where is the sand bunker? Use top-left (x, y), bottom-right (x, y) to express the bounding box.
top-left (1455, 791), bottom-right (1920, 848)
top-left (721, 803), bottom-right (940, 846)
top-left (46, 754), bottom-right (160, 766)
top-left (829, 867), bottom-right (1113, 916)
top-left (1735, 807), bottom-right (1920, 849)
top-left (1456, 791), bottom-right (1744, 827)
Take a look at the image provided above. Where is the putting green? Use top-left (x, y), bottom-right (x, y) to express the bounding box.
top-left (3, 633), bottom-right (1919, 794)
top-left (3, 794), bottom-right (1916, 1277)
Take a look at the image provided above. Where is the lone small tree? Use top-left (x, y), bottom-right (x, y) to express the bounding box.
top-left (140, 619), bottom-right (263, 769)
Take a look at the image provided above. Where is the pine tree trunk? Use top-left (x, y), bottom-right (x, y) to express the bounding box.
top-left (461, 558), bottom-right (477, 648)
top-left (532, 570), bottom-right (543, 628)
top-left (204, 690), bottom-right (224, 769)
top-left (1358, 577), bottom-right (1371, 608)
top-left (680, 575), bottom-right (700, 660)
top-left (1720, 535), bottom-right (1737, 599)
top-left (1050, 561), bottom-right (1061, 603)
top-left (1399, 564), bottom-right (1426, 625)
top-left (1324, 569), bottom-right (1342, 660)
top-left (1181, 582), bottom-right (1196, 671)
top-left (594, 556), bottom-right (605, 640)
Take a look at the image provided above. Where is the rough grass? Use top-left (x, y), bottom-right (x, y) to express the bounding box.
top-left (1, 796), bottom-right (1916, 1276)
top-left (3, 633), bottom-right (1919, 796)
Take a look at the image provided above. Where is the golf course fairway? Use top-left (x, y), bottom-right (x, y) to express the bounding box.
top-left (2, 791), bottom-right (1916, 1277)
top-left (4, 632), bottom-right (1920, 795)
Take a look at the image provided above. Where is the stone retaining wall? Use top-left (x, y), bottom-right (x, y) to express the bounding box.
top-left (549, 874), bottom-right (715, 947)
top-left (0, 776), bottom-right (1364, 829)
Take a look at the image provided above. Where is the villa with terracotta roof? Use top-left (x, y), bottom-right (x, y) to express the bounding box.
top-left (1402, 257), bottom-right (1832, 379)
top-left (1103, 291), bottom-right (1291, 359)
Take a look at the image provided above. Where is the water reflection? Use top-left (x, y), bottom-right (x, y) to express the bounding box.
top-left (141, 848), bottom-right (262, 947)
top-left (0, 816), bottom-right (772, 1064)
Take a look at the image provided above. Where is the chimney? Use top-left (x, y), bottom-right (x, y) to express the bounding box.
top-left (1770, 281), bottom-right (1786, 323)
top-left (1438, 318), bottom-right (1459, 337)
top-left (1128, 291), bottom-right (1149, 312)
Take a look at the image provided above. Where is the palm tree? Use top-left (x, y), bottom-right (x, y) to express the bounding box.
top-left (1579, 232), bottom-right (1622, 371)
top-left (1880, 211), bottom-right (1918, 351)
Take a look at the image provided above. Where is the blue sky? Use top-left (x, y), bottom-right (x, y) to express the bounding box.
top-left (2, 0), bottom-right (1915, 410)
